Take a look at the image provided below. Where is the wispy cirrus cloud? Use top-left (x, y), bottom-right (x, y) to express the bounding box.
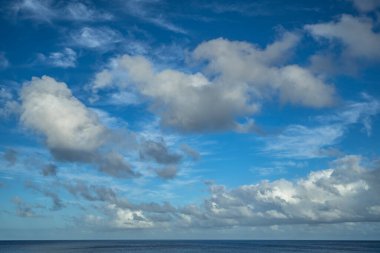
top-left (123, 0), bottom-right (187, 34)
top-left (11, 0), bottom-right (113, 23)
top-left (263, 96), bottom-right (380, 159)
top-left (69, 27), bottom-right (123, 51)
top-left (36, 48), bottom-right (77, 68)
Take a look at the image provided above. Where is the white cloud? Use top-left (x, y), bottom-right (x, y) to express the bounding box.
top-left (306, 14), bottom-right (380, 74)
top-left (264, 96), bottom-right (380, 159)
top-left (107, 204), bottom-right (154, 229)
top-left (19, 76), bottom-right (184, 178)
top-left (264, 124), bottom-right (344, 159)
top-left (348, 0), bottom-right (380, 12)
top-left (11, 0), bottom-right (112, 22)
top-left (20, 76), bottom-right (107, 158)
top-left (0, 86), bottom-right (20, 118)
top-left (63, 1), bottom-right (113, 21)
top-left (37, 48), bottom-right (77, 68)
top-left (306, 15), bottom-right (380, 59)
top-left (182, 155), bottom-right (380, 227)
top-left (124, 0), bottom-right (186, 34)
top-left (70, 27), bottom-right (122, 50)
top-left (79, 155), bottom-right (380, 230)
top-left (108, 91), bottom-right (141, 106)
top-left (91, 33), bottom-right (335, 133)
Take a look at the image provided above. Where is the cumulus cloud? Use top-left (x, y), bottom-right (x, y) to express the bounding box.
top-left (78, 155), bottom-right (380, 230)
top-left (306, 15), bottom-right (380, 74)
top-left (91, 33), bottom-right (335, 133)
top-left (20, 76), bottom-right (107, 160)
top-left (106, 204), bottom-right (154, 229)
top-left (155, 166), bottom-right (178, 180)
top-left (37, 48), bottom-right (77, 68)
top-left (139, 139), bottom-right (182, 165)
top-left (0, 86), bottom-right (20, 119)
top-left (188, 155), bottom-right (380, 227)
top-left (19, 76), bottom-right (140, 178)
top-left (97, 152), bottom-right (140, 178)
top-left (63, 180), bottom-right (118, 203)
top-left (306, 15), bottom-right (380, 60)
top-left (348, 0), bottom-right (380, 12)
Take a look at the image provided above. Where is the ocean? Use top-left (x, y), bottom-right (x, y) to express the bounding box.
top-left (0, 240), bottom-right (379, 253)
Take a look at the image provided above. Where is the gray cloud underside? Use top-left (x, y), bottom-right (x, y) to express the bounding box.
top-left (92, 32), bottom-right (335, 133)
top-left (41, 163), bottom-right (57, 176)
top-left (37, 155), bottom-right (380, 230)
top-left (19, 76), bottom-right (141, 178)
top-left (139, 139), bottom-right (182, 165)
top-left (306, 14), bottom-right (380, 75)
top-left (25, 181), bottom-right (65, 211)
top-left (18, 76), bottom-right (188, 179)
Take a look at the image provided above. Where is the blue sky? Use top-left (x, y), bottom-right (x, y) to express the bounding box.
top-left (1, 0), bottom-right (380, 240)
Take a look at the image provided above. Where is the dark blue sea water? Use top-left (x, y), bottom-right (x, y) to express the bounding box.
top-left (0, 240), bottom-right (379, 253)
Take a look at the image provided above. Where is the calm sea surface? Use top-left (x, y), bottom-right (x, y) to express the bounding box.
top-left (0, 240), bottom-right (379, 253)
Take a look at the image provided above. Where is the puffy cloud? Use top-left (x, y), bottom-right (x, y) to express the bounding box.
top-left (20, 76), bottom-right (107, 160)
top-left (63, 180), bottom-right (118, 203)
top-left (20, 76), bottom-right (140, 178)
top-left (97, 152), bottom-right (140, 178)
top-left (348, 0), bottom-right (380, 12)
top-left (106, 204), bottom-right (154, 229)
top-left (155, 166), bottom-right (178, 180)
top-left (37, 48), bottom-right (77, 68)
top-left (139, 140), bottom-right (182, 165)
top-left (306, 15), bottom-right (380, 59)
top-left (306, 15), bottom-right (380, 74)
top-left (78, 155), bottom-right (380, 230)
top-left (0, 86), bottom-right (20, 119)
top-left (193, 35), bottom-right (334, 108)
top-left (181, 155), bottom-right (380, 228)
top-left (92, 33), bottom-right (334, 133)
